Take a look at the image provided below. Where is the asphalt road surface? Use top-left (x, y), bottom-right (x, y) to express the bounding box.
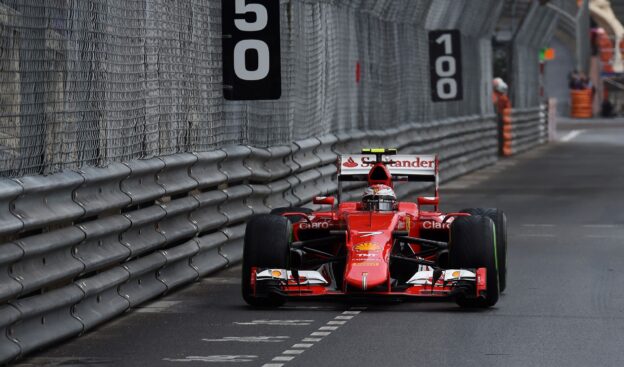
top-left (16, 120), bottom-right (624, 367)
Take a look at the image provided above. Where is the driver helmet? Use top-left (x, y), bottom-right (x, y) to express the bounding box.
top-left (362, 184), bottom-right (397, 211)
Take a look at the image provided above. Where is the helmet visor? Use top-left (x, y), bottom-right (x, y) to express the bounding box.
top-left (362, 196), bottom-right (396, 211)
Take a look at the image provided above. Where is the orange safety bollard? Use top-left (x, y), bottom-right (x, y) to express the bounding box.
top-left (502, 108), bottom-right (513, 156)
top-left (570, 89), bottom-right (592, 118)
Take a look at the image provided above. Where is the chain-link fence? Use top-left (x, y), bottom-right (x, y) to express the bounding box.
top-left (1, 0), bottom-right (505, 177)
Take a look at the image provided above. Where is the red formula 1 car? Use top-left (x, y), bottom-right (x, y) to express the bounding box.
top-left (242, 149), bottom-right (507, 308)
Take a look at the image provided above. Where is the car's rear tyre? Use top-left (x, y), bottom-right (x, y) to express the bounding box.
top-left (461, 208), bottom-right (507, 293)
top-left (449, 215), bottom-right (499, 308)
top-left (242, 214), bottom-right (291, 308)
top-left (270, 207), bottom-right (313, 223)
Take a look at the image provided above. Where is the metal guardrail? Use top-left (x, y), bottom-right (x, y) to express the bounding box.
top-left (0, 112), bottom-right (545, 363)
top-left (510, 105), bottom-right (548, 155)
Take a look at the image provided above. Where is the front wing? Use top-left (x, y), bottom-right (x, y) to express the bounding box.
top-left (250, 268), bottom-right (488, 301)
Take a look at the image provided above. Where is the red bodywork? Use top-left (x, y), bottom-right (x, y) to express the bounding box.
top-left (251, 159), bottom-right (487, 302)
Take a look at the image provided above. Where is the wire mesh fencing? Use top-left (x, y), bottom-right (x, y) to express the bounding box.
top-left (1, 0), bottom-right (506, 177)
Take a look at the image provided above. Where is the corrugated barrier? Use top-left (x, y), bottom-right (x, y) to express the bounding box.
top-left (509, 106), bottom-right (549, 155)
top-left (0, 112), bottom-right (547, 363)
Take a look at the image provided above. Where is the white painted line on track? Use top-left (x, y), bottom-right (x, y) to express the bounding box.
top-left (234, 320), bottom-right (313, 326)
top-left (282, 350), bottom-right (305, 355)
top-left (310, 331), bottom-right (331, 336)
top-left (202, 336), bottom-right (289, 343)
top-left (272, 356), bottom-right (294, 361)
top-left (291, 343), bottom-right (313, 348)
top-left (164, 355), bottom-right (257, 363)
top-left (583, 224), bottom-right (619, 228)
top-left (261, 307), bottom-right (366, 367)
top-left (521, 224), bottom-right (555, 227)
top-left (302, 337), bottom-right (321, 342)
top-left (327, 320), bottom-right (346, 325)
top-left (514, 233), bottom-right (556, 237)
top-left (559, 129), bottom-right (585, 142)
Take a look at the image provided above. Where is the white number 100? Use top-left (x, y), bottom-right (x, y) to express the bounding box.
top-left (435, 34), bottom-right (458, 99)
top-left (234, 0), bottom-right (270, 81)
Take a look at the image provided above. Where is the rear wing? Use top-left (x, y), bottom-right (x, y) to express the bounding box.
top-left (337, 154), bottom-right (438, 183)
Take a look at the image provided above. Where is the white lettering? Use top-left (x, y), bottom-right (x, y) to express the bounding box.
top-left (300, 222), bottom-right (330, 230)
top-left (234, 40), bottom-right (270, 81)
top-left (421, 221), bottom-right (450, 230)
top-left (234, 0), bottom-right (268, 32)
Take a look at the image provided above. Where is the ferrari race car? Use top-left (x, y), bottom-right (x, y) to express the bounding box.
top-left (242, 149), bottom-right (507, 308)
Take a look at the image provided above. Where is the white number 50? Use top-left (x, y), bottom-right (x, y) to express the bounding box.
top-left (233, 0), bottom-right (270, 81)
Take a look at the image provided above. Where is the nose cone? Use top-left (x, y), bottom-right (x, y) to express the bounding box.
top-left (345, 239), bottom-right (388, 290)
top-left (345, 260), bottom-right (389, 290)
top-left (344, 213), bottom-right (397, 291)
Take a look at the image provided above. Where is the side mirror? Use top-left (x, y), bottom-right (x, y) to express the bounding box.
top-left (313, 196), bottom-right (336, 208)
top-left (417, 196), bottom-right (439, 207)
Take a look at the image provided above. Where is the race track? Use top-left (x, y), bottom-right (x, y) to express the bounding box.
top-left (16, 121), bottom-right (624, 367)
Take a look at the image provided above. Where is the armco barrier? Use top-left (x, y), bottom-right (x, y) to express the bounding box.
top-left (509, 105), bottom-right (548, 155)
top-left (0, 113), bottom-right (547, 363)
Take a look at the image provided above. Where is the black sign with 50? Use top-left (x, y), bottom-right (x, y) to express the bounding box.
top-left (222, 0), bottom-right (281, 100)
top-left (428, 30), bottom-right (463, 102)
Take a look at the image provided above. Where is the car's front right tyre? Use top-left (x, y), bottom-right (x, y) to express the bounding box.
top-left (242, 214), bottom-right (291, 308)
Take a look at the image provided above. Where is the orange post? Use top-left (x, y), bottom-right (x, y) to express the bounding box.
top-left (502, 107), bottom-right (513, 156)
top-left (570, 89), bottom-right (592, 118)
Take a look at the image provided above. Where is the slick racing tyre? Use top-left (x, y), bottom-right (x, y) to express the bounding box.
top-left (242, 214), bottom-right (291, 308)
top-left (270, 207), bottom-right (313, 223)
top-left (461, 208), bottom-right (507, 292)
top-left (449, 215), bottom-right (499, 308)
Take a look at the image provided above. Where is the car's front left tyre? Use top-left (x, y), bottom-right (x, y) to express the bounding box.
top-left (461, 208), bottom-right (507, 293)
top-left (449, 215), bottom-right (499, 308)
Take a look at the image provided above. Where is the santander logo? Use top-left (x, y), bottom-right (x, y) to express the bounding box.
top-left (342, 155), bottom-right (436, 170)
top-left (342, 157), bottom-right (358, 168)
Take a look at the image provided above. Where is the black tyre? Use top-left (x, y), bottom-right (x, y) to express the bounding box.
top-left (270, 207), bottom-right (313, 223)
top-left (461, 208), bottom-right (507, 293)
top-left (449, 215), bottom-right (499, 308)
top-left (242, 214), bottom-right (291, 308)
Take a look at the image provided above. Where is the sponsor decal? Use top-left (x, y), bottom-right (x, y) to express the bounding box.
top-left (355, 253), bottom-right (377, 258)
top-left (342, 157), bottom-right (358, 168)
top-left (387, 158), bottom-right (435, 168)
top-left (451, 271), bottom-right (461, 278)
top-left (358, 157), bottom-right (434, 169)
top-left (353, 261), bottom-right (379, 267)
top-left (341, 155), bottom-right (435, 170)
top-left (353, 242), bottom-right (381, 252)
top-left (299, 221), bottom-right (330, 230)
top-left (420, 221), bottom-right (450, 230)
top-left (358, 231), bottom-right (382, 237)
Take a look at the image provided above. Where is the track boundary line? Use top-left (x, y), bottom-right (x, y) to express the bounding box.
top-left (261, 307), bottom-right (367, 367)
